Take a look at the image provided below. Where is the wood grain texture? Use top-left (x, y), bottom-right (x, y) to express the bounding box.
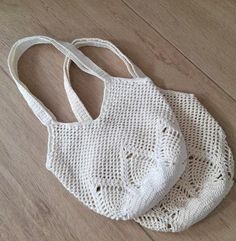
top-left (123, 0), bottom-right (236, 100)
top-left (0, 0), bottom-right (235, 240)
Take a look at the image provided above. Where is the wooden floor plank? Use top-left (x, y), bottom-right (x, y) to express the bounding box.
top-left (0, 0), bottom-right (235, 240)
top-left (123, 0), bottom-right (236, 100)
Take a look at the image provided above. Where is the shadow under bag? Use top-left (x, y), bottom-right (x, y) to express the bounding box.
top-left (63, 38), bottom-right (234, 232)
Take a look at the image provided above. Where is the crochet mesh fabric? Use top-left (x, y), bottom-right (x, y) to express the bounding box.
top-left (64, 38), bottom-right (234, 231)
top-left (46, 78), bottom-right (187, 219)
top-left (135, 90), bottom-right (234, 231)
top-left (8, 36), bottom-right (187, 220)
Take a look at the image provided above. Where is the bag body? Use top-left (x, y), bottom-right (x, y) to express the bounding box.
top-left (64, 38), bottom-right (234, 231)
top-left (135, 90), bottom-right (234, 231)
top-left (8, 36), bottom-right (187, 220)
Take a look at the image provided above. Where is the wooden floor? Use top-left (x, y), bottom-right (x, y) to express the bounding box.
top-left (1, 0), bottom-right (236, 240)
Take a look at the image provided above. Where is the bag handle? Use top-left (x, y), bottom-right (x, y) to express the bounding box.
top-left (63, 38), bottom-right (145, 121)
top-left (8, 36), bottom-right (118, 125)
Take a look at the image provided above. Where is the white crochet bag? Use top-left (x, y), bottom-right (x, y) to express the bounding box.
top-left (65, 38), bottom-right (234, 231)
top-left (8, 36), bottom-right (187, 220)
top-left (136, 90), bottom-right (234, 231)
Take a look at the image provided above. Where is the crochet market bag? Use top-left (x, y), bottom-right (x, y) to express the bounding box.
top-left (64, 38), bottom-right (234, 231)
top-left (136, 90), bottom-right (234, 231)
top-left (8, 36), bottom-right (187, 220)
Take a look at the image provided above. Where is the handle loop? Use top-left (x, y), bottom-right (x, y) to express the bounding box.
top-left (63, 38), bottom-right (145, 121)
top-left (8, 36), bottom-right (118, 125)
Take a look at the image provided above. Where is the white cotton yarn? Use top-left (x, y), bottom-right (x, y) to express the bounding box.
top-left (8, 36), bottom-right (187, 220)
top-left (135, 90), bottom-right (234, 232)
top-left (64, 38), bottom-right (234, 231)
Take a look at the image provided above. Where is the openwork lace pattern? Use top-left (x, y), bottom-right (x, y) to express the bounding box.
top-left (136, 91), bottom-right (234, 231)
top-left (8, 36), bottom-right (187, 220)
top-left (9, 36), bottom-right (234, 227)
top-left (46, 79), bottom-right (187, 220)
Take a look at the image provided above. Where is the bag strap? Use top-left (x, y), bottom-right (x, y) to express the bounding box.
top-left (63, 38), bottom-right (145, 121)
top-left (8, 36), bottom-right (118, 125)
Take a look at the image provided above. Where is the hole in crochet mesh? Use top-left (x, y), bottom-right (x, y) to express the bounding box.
top-left (126, 153), bottom-right (133, 159)
top-left (167, 223), bottom-right (172, 229)
top-left (228, 172), bottom-right (232, 178)
top-left (216, 174), bottom-right (223, 180)
top-left (189, 155), bottom-right (194, 160)
top-left (195, 187), bottom-right (200, 193)
top-left (96, 186), bottom-right (101, 192)
top-left (162, 127), bottom-right (167, 133)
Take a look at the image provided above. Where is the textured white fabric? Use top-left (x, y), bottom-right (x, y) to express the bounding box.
top-left (136, 90), bottom-right (234, 231)
top-left (65, 38), bottom-right (234, 231)
top-left (8, 36), bottom-right (187, 220)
